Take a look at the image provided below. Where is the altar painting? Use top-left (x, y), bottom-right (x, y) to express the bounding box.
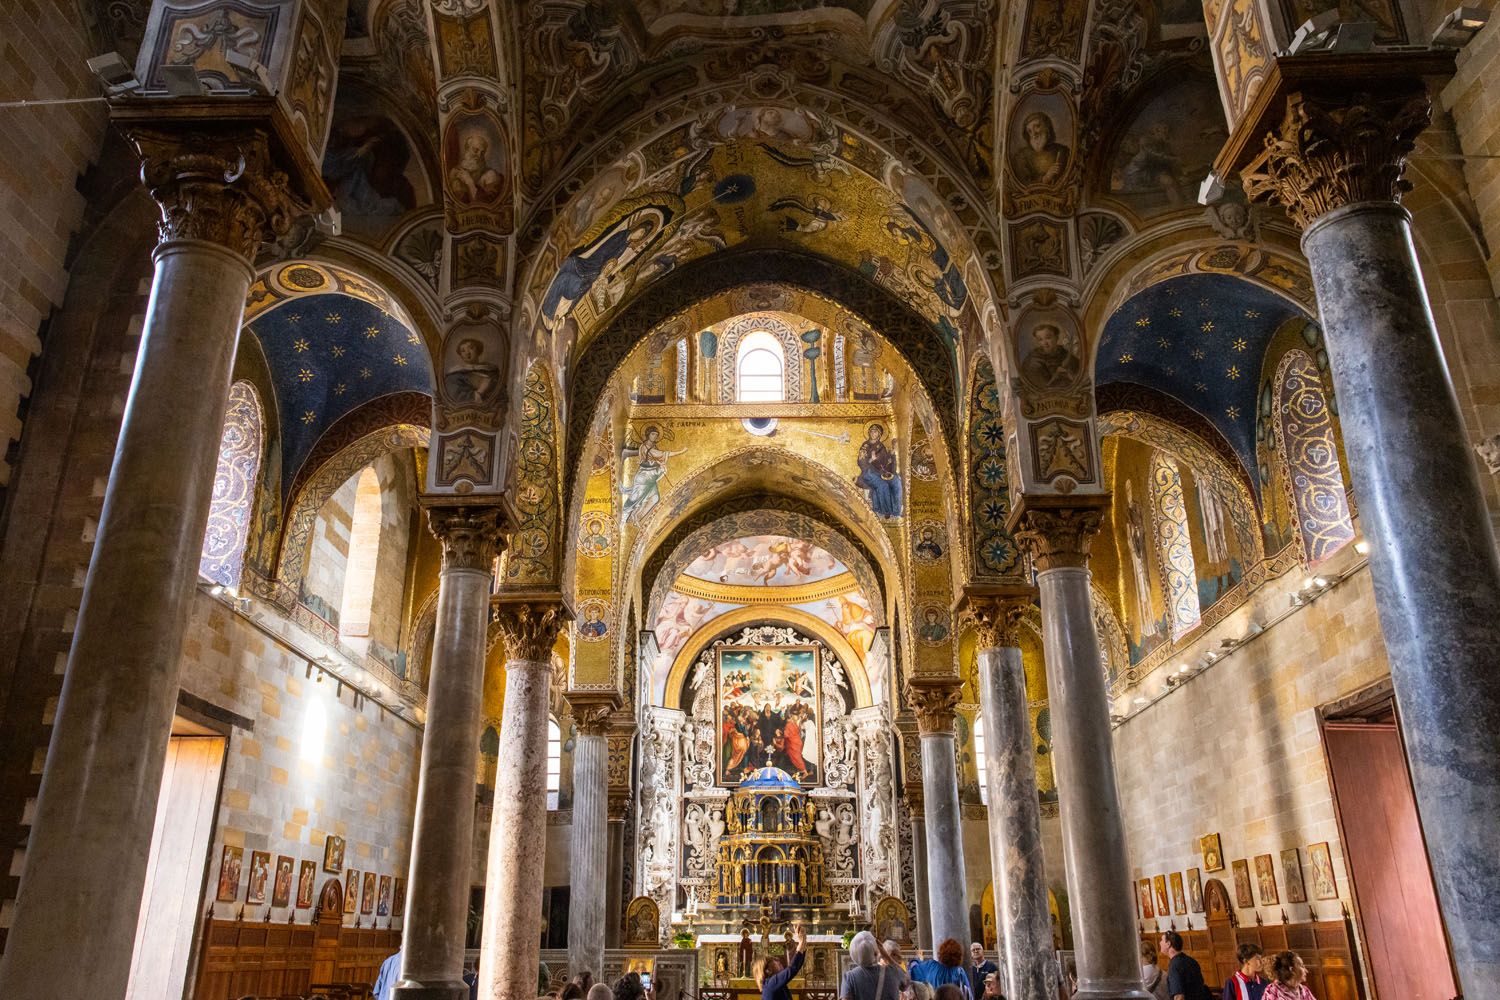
top-left (718, 646), bottom-right (821, 785)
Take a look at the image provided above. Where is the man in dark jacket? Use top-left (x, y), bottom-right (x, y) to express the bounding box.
top-left (1161, 931), bottom-right (1214, 1000)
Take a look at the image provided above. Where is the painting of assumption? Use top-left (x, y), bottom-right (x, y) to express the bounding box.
top-left (444, 109), bottom-right (508, 207)
top-left (1009, 93), bottom-right (1073, 187)
top-left (717, 646), bottom-right (821, 785)
top-left (540, 203), bottom-right (674, 335)
top-left (1108, 79), bottom-right (1228, 215)
top-left (322, 109), bottom-right (420, 237)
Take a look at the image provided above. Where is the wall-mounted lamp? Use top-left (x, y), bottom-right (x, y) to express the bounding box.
top-left (1433, 6), bottom-right (1489, 47)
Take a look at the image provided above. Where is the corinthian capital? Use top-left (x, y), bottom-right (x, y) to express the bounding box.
top-left (905, 675), bottom-right (964, 736)
top-left (118, 124), bottom-right (304, 259)
top-left (567, 691), bottom-right (622, 736)
top-left (1009, 494), bottom-right (1109, 572)
top-left (957, 588), bottom-right (1035, 650)
top-left (493, 601), bottom-right (567, 664)
top-left (427, 505), bottom-right (509, 573)
top-left (1242, 89), bottom-right (1432, 230)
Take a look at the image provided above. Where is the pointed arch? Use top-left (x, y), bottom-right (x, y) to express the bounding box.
top-left (201, 381), bottom-right (265, 588)
top-left (1149, 452), bottom-right (1201, 639)
top-left (1273, 351), bottom-right (1355, 567)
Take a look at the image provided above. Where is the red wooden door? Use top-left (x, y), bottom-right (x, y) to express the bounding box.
top-left (1323, 721), bottom-right (1456, 1000)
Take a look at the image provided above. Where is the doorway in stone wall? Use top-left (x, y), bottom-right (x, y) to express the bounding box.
top-left (1320, 682), bottom-right (1457, 1000)
top-left (124, 721), bottom-right (227, 1000)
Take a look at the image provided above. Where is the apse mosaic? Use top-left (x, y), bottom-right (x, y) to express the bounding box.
top-left (1095, 274), bottom-right (1307, 485)
top-left (246, 293), bottom-right (435, 495)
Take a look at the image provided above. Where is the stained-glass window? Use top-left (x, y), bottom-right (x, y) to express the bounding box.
top-left (1150, 452), bottom-right (1201, 638)
top-left (1275, 351), bottom-right (1355, 566)
top-left (200, 381), bottom-right (263, 588)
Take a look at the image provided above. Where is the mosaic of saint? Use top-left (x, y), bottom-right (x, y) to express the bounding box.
top-left (718, 647), bottom-right (821, 785)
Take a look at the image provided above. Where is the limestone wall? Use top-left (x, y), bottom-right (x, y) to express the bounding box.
top-left (0, 1), bottom-right (108, 496)
top-left (1111, 564), bottom-right (1389, 933)
top-left (178, 591), bottom-right (422, 924)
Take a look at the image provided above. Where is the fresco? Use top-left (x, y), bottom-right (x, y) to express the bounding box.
top-left (1106, 77), bottom-right (1228, 217)
top-left (683, 535), bottom-right (845, 587)
top-left (718, 646), bottom-right (821, 784)
top-left (322, 93), bottom-right (427, 240)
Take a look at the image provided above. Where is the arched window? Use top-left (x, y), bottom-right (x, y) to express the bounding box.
top-left (736, 330), bottom-right (785, 402)
top-left (339, 468), bottom-right (382, 637)
top-left (973, 714), bottom-right (989, 805)
top-left (200, 381), bottom-right (263, 588)
top-left (1275, 352), bottom-right (1355, 565)
top-left (1150, 452), bottom-right (1202, 638)
top-left (546, 718), bottom-right (562, 810)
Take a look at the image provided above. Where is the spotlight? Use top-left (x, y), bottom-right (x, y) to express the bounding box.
top-left (1313, 576), bottom-right (1329, 588)
top-left (160, 64), bottom-right (206, 97)
top-left (225, 50), bottom-right (276, 93)
top-left (1284, 9), bottom-right (1341, 52)
top-left (209, 583), bottom-right (226, 597)
top-left (1219, 638), bottom-right (1238, 649)
top-left (1133, 695), bottom-right (1148, 705)
top-left (1433, 6), bottom-right (1489, 46)
top-left (1329, 21), bottom-right (1378, 51)
top-left (1354, 539), bottom-right (1371, 555)
top-left (85, 52), bottom-right (139, 96)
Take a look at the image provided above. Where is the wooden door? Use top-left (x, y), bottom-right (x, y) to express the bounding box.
top-left (1323, 720), bottom-right (1456, 1000)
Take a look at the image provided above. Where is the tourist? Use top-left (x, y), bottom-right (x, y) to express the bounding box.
top-left (1141, 940), bottom-right (1168, 1000)
top-left (757, 922), bottom-right (808, 1000)
top-left (969, 943), bottom-right (998, 999)
top-left (373, 949), bottom-right (401, 1000)
top-left (562, 983), bottom-right (585, 1000)
top-left (1262, 952), bottom-right (1316, 1000)
top-left (912, 984), bottom-right (935, 1000)
top-left (1161, 931), bottom-right (1213, 1000)
top-left (981, 971), bottom-right (1006, 1000)
top-left (615, 972), bottom-right (647, 1000)
top-left (842, 930), bottom-right (905, 1000)
top-left (881, 939), bottom-right (912, 991)
top-left (588, 985), bottom-right (614, 1000)
top-left (937, 985), bottom-right (966, 1000)
top-left (575, 972), bottom-right (595, 995)
top-left (1224, 944), bottom-right (1268, 1000)
top-left (910, 939), bottom-right (972, 998)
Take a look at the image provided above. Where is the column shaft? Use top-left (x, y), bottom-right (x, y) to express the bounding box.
top-left (0, 240), bottom-right (251, 999)
top-left (978, 645), bottom-right (1058, 1000)
top-left (477, 603), bottom-right (559, 1000)
top-left (919, 731), bottom-right (969, 952)
top-left (567, 727), bottom-right (609, 977)
top-left (1035, 566), bottom-right (1143, 1000)
top-left (1302, 203), bottom-right (1500, 992)
top-left (397, 552), bottom-right (495, 1000)
top-left (605, 817), bottom-right (625, 948)
top-left (911, 815), bottom-right (932, 950)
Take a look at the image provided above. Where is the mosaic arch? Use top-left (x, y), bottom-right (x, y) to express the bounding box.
top-left (1273, 351), bottom-right (1356, 567)
top-left (564, 247), bottom-right (967, 512)
top-left (505, 362), bottom-right (564, 588)
top-left (201, 381), bottom-right (265, 589)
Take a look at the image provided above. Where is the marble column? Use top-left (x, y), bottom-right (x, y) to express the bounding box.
top-left (477, 603), bottom-right (565, 1000)
top-left (906, 677), bottom-right (970, 955)
top-left (1237, 71), bottom-right (1500, 995)
top-left (397, 508), bottom-right (508, 1000)
top-left (0, 125), bottom-right (306, 1000)
top-left (565, 694), bottom-right (619, 978)
top-left (605, 801), bottom-right (628, 948)
top-left (969, 595), bottom-right (1059, 1000)
top-left (909, 806), bottom-right (933, 950)
top-left (1012, 498), bottom-right (1146, 1000)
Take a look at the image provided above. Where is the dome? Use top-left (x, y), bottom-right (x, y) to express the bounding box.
top-left (739, 766), bottom-right (802, 791)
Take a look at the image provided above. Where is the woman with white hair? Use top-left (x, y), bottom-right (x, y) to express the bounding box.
top-left (841, 931), bottom-right (906, 1000)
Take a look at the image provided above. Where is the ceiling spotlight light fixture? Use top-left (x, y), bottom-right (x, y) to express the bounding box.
top-left (85, 52), bottom-right (140, 96)
top-left (1133, 695), bottom-right (1148, 705)
top-left (1354, 539), bottom-right (1371, 555)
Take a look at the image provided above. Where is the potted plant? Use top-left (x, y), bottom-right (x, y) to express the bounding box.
top-left (673, 929), bottom-right (696, 949)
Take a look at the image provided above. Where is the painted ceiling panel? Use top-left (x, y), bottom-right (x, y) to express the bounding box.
top-left (1095, 273), bottom-right (1307, 483)
top-left (247, 292), bottom-right (434, 492)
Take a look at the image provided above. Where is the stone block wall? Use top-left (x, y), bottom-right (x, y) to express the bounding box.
top-left (179, 592), bottom-right (422, 924)
top-left (0, 0), bottom-right (108, 498)
top-left (1111, 565), bottom-right (1389, 937)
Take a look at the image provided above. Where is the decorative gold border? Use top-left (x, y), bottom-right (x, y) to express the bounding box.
top-left (671, 571), bottom-right (860, 605)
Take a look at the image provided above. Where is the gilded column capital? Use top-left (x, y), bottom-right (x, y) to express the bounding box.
top-left (1008, 494), bottom-right (1110, 572)
top-left (427, 505), bottom-right (509, 573)
top-left (117, 124), bottom-right (303, 260)
top-left (492, 601), bottom-right (568, 664)
top-left (905, 675), bottom-right (964, 736)
top-left (957, 588), bottom-right (1036, 650)
top-left (566, 691), bottom-right (622, 737)
top-left (1241, 88), bottom-right (1432, 230)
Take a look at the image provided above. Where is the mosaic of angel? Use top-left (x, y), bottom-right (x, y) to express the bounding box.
top-left (621, 425), bottom-right (686, 523)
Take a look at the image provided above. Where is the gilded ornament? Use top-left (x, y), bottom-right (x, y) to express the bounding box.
top-left (905, 675), bottom-right (963, 735)
top-left (1009, 496), bottom-right (1109, 572)
top-left (493, 601), bottom-right (567, 663)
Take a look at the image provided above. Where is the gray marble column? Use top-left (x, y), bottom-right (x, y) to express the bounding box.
top-left (1237, 78), bottom-right (1500, 995)
top-left (477, 603), bottom-right (564, 1000)
top-left (1013, 500), bottom-right (1146, 1000)
top-left (565, 695), bottom-right (617, 979)
top-left (910, 811), bottom-right (933, 950)
top-left (975, 612), bottom-right (1059, 1000)
top-left (396, 509), bottom-right (507, 1000)
top-left (908, 678), bottom-right (970, 956)
top-left (0, 127), bottom-right (302, 1000)
top-left (605, 813), bottom-right (626, 948)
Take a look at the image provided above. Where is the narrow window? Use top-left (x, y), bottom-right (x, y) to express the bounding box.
top-left (973, 713), bottom-right (989, 805)
top-left (736, 330), bottom-right (785, 402)
top-left (547, 717), bottom-right (562, 810)
top-left (200, 381), bottom-right (263, 589)
top-left (676, 338), bottom-right (689, 402)
top-left (833, 331), bottom-right (847, 400)
top-left (1150, 452), bottom-right (1202, 638)
top-left (339, 468), bottom-right (382, 637)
